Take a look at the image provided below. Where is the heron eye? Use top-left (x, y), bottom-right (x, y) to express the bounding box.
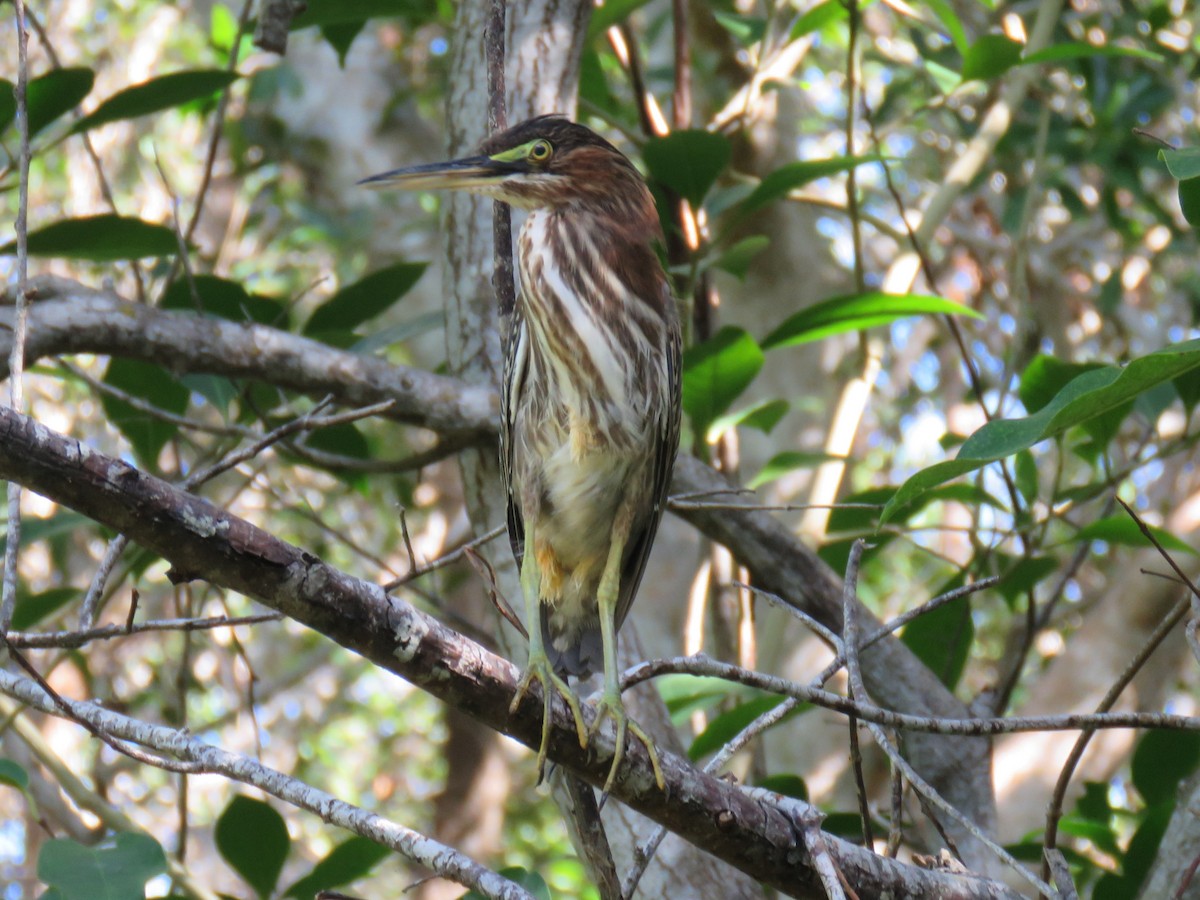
top-left (529, 140), bottom-right (553, 162)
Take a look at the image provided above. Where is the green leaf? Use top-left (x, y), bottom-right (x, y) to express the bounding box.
top-left (996, 556), bottom-right (1059, 607)
top-left (738, 155), bottom-right (882, 217)
top-left (290, 0), bottom-right (433, 29)
top-left (1019, 356), bottom-right (1105, 414)
top-left (1159, 147), bottom-right (1200, 181)
top-left (3, 68), bottom-right (95, 137)
top-left (211, 5), bottom-right (239, 52)
top-left (0, 79), bottom-right (13, 135)
top-left (682, 326), bottom-right (764, 439)
top-left (1059, 815), bottom-right (1121, 857)
top-left (1015, 449), bottom-right (1038, 505)
top-left (961, 35), bottom-right (1023, 81)
top-left (70, 69), bottom-right (239, 135)
top-left (180, 373), bottom-right (239, 418)
top-left (789, 0), bottom-right (846, 39)
top-left (216, 795), bottom-right (290, 899)
top-left (38, 833), bottom-right (166, 900)
top-left (882, 339), bottom-right (1200, 524)
top-left (657, 674), bottom-right (748, 723)
top-left (1132, 730), bottom-right (1200, 806)
top-left (755, 773), bottom-right (809, 801)
top-left (923, 59), bottom-right (962, 94)
top-left (1116, 802), bottom-right (1174, 890)
top-left (0, 215), bottom-right (177, 261)
top-left (713, 12), bottom-right (766, 45)
top-left (1, 510), bottom-right (90, 559)
top-left (101, 359), bottom-right (190, 466)
top-left (1071, 515), bottom-right (1196, 556)
top-left (161, 274), bottom-right (286, 325)
top-left (1020, 42), bottom-right (1163, 67)
top-left (689, 694), bottom-right (794, 760)
top-left (302, 422), bottom-right (370, 461)
top-left (0, 759), bottom-right (30, 791)
top-left (710, 235), bottom-right (769, 281)
top-left (586, 0), bottom-right (654, 39)
top-left (748, 450), bottom-right (843, 490)
top-left (321, 23), bottom-right (365, 67)
top-left (901, 592), bottom-right (973, 690)
top-left (1177, 177), bottom-right (1200, 228)
top-left (925, 0), bottom-right (969, 55)
top-left (304, 261), bottom-right (427, 336)
top-left (12, 587), bottom-right (80, 631)
top-left (348, 311), bottom-right (444, 354)
top-left (706, 398), bottom-right (788, 444)
top-left (1019, 355), bottom-right (1129, 446)
top-left (643, 130), bottom-right (731, 208)
top-left (1175, 367), bottom-right (1200, 413)
top-left (762, 292), bottom-right (981, 350)
top-left (461, 868), bottom-right (550, 900)
top-left (283, 836), bottom-right (390, 898)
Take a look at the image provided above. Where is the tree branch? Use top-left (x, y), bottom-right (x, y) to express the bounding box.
top-left (0, 669), bottom-right (535, 900)
top-left (0, 405), bottom-right (1021, 900)
top-left (0, 277), bottom-right (996, 858)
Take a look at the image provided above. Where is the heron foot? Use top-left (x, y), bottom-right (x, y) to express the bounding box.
top-left (509, 655), bottom-right (588, 784)
top-left (588, 691), bottom-right (666, 794)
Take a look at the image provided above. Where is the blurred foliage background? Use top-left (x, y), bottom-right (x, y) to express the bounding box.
top-left (2, 0), bottom-right (1200, 897)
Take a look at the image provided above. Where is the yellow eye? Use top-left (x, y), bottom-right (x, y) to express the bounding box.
top-left (529, 140), bottom-right (553, 162)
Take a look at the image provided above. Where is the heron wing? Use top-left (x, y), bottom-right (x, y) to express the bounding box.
top-left (613, 282), bottom-right (682, 634)
top-left (501, 310), bottom-right (529, 570)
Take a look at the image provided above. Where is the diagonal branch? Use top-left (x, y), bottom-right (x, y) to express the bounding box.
top-left (0, 404), bottom-right (1020, 900)
top-left (0, 276), bottom-right (996, 858)
top-left (0, 669), bottom-right (535, 900)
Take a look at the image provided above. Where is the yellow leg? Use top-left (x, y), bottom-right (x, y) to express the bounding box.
top-left (508, 524), bottom-right (587, 784)
top-left (587, 520), bottom-right (666, 794)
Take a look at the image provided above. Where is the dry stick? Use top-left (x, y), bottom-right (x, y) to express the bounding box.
top-left (1041, 504), bottom-right (1199, 875)
top-left (386, 524), bottom-right (507, 590)
top-left (0, 697), bottom-right (219, 900)
top-left (626, 574), bottom-right (1000, 897)
top-left (626, 654), bottom-right (1200, 736)
top-left (1044, 848), bottom-right (1079, 900)
top-left (1117, 496), bottom-right (1200, 664)
top-left (2, 0), bottom-right (32, 637)
top-left (80, 398), bottom-right (392, 628)
top-left (5, 641), bottom-right (203, 774)
top-left (0, 669), bottom-right (536, 900)
top-left (8, 613), bottom-right (283, 649)
top-left (886, 757), bottom-right (904, 857)
top-left (841, 541), bottom-right (875, 851)
top-left (838, 544), bottom-right (1054, 896)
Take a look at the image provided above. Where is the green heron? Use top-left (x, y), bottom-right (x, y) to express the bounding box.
top-left (363, 115), bottom-right (680, 792)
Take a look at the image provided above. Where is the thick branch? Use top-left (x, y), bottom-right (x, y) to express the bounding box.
top-left (0, 406), bottom-right (1019, 900)
top-left (0, 278), bottom-right (994, 855)
top-left (0, 277), bottom-right (496, 441)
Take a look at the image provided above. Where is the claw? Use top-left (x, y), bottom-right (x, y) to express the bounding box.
top-left (588, 691), bottom-right (666, 794)
top-left (510, 656), bottom-right (587, 784)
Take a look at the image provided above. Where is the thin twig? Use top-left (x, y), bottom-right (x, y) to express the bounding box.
top-left (1042, 592), bottom-right (1191, 871)
top-left (8, 613), bottom-right (282, 649)
top-left (5, 642), bottom-right (205, 773)
top-left (386, 524), bottom-right (507, 590)
top-left (0, 668), bottom-right (536, 900)
top-left (836, 576), bottom-right (1052, 894)
top-left (622, 654), bottom-right (1200, 736)
top-left (841, 540), bottom-right (874, 850)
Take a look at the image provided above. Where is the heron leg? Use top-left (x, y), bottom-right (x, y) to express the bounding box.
top-left (588, 513), bottom-right (666, 794)
top-left (508, 524), bottom-right (588, 784)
